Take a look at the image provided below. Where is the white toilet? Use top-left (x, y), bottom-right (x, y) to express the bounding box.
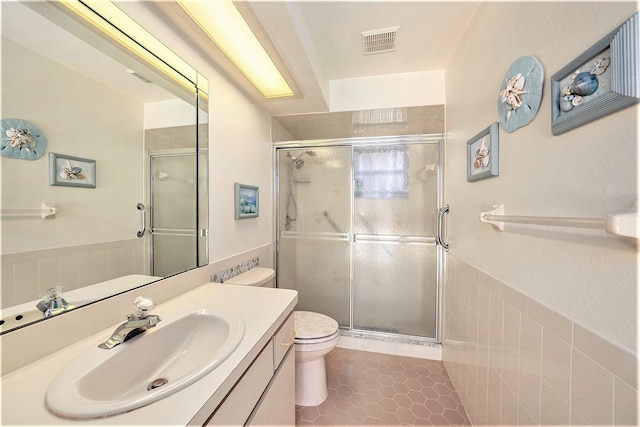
top-left (293, 310), bottom-right (339, 406)
top-left (223, 268), bottom-right (339, 407)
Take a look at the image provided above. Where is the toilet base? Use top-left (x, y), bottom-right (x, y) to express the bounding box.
top-left (295, 356), bottom-right (328, 406)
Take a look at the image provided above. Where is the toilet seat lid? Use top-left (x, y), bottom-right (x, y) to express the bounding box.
top-left (294, 311), bottom-right (339, 340)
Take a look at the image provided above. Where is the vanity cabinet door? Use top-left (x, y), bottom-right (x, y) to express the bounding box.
top-left (204, 342), bottom-right (274, 426)
top-left (247, 346), bottom-right (295, 427)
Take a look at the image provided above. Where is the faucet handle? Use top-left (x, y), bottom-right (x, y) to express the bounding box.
top-left (41, 286), bottom-right (63, 303)
top-left (132, 296), bottom-right (155, 319)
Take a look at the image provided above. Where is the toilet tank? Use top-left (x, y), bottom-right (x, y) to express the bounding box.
top-left (224, 267), bottom-right (275, 288)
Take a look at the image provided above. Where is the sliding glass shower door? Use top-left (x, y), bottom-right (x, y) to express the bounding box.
top-left (277, 147), bottom-right (352, 327)
top-left (352, 143), bottom-right (439, 337)
top-left (276, 138), bottom-right (441, 340)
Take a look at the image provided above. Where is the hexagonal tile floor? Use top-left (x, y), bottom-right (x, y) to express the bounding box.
top-left (295, 347), bottom-right (470, 426)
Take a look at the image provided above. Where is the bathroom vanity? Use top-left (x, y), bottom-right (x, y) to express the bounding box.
top-left (0, 283), bottom-right (297, 425)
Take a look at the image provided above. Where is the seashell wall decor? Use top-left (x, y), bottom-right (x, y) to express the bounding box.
top-left (0, 118), bottom-right (47, 160)
top-left (497, 56), bottom-right (544, 132)
top-left (550, 12), bottom-right (639, 135)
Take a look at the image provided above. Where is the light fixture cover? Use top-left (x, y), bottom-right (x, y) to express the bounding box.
top-left (177, 0), bottom-right (294, 99)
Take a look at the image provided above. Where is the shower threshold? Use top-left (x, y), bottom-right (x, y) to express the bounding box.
top-left (338, 329), bottom-right (442, 361)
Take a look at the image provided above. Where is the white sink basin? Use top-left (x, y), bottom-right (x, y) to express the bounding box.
top-left (45, 309), bottom-right (245, 419)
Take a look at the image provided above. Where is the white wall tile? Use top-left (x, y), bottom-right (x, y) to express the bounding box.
top-left (443, 255), bottom-right (638, 427)
top-left (59, 254), bottom-right (78, 279)
top-left (500, 379), bottom-right (518, 425)
top-left (574, 323), bottom-right (638, 389)
top-left (2, 240), bottom-right (145, 309)
top-left (15, 260), bottom-right (39, 286)
top-left (571, 348), bottom-right (614, 425)
top-left (541, 380), bottom-right (570, 426)
top-left (542, 328), bottom-right (572, 401)
top-left (614, 377), bottom-right (639, 426)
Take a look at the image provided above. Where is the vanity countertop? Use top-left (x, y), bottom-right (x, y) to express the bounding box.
top-left (0, 283), bottom-right (297, 425)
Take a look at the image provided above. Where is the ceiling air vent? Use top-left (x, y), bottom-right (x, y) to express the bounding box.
top-left (125, 69), bottom-right (154, 84)
top-left (361, 26), bottom-right (399, 55)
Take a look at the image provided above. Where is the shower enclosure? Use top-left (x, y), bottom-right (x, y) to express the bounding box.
top-left (276, 135), bottom-right (443, 342)
top-left (149, 150), bottom-right (207, 276)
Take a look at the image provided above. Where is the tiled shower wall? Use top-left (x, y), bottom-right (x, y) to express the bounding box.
top-left (443, 254), bottom-right (638, 425)
top-left (1, 239), bottom-right (145, 308)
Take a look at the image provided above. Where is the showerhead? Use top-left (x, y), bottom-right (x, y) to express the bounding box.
top-left (288, 150), bottom-right (316, 169)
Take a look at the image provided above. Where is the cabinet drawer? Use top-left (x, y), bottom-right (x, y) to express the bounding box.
top-left (205, 341), bottom-right (275, 426)
top-left (273, 313), bottom-right (295, 370)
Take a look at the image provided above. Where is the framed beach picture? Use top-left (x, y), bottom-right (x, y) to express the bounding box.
top-left (467, 123), bottom-right (499, 182)
top-left (49, 153), bottom-right (96, 188)
top-left (235, 183), bottom-right (259, 219)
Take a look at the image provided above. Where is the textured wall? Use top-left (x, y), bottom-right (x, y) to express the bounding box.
top-left (445, 2), bottom-right (638, 352)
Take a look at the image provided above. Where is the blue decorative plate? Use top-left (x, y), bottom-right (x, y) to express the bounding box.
top-left (497, 56), bottom-right (544, 132)
top-left (0, 118), bottom-right (47, 160)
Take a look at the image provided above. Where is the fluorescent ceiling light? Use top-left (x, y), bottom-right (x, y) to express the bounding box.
top-left (58, 0), bottom-right (200, 93)
top-left (177, 0), bottom-right (294, 99)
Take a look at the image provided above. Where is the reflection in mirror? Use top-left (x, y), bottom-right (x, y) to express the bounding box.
top-left (0, 1), bottom-right (208, 333)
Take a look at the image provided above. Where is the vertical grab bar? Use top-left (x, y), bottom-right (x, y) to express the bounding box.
top-left (437, 205), bottom-right (449, 251)
top-left (136, 203), bottom-right (146, 238)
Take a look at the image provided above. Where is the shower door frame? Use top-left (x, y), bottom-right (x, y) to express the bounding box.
top-left (274, 133), bottom-right (446, 344)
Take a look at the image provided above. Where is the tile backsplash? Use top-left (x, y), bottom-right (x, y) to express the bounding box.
top-left (211, 257), bottom-right (260, 283)
top-left (1, 239), bottom-right (146, 308)
top-left (443, 254), bottom-right (638, 426)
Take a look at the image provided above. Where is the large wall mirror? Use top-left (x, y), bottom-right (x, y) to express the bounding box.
top-left (0, 1), bottom-right (209, 333)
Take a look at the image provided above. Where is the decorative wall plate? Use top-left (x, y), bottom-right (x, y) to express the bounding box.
top-left (0, 118), bottom-right (47, 160)
top-left (497, 56), bottom-right (544, 132)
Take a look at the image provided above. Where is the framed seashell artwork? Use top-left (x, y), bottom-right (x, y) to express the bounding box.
top-left (497, 56), bottom-right (544, 133)
top-left (49, 152), bottom-right (96, 188)
top-left (467, 122), bottom-right (499, 182)
top-left (551, 11), bottom-right (639, 135)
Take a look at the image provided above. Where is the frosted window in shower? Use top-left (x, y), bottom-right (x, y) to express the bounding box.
top-left (354, 146), bottom-right (409, 199)
top-left (354, 143), bottom-right (438, 237)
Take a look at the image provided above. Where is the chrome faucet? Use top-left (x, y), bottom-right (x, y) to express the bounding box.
top-left (36, 286), bottom-right (74, 317)
top-left (99, 296), bottom-right (162, 349)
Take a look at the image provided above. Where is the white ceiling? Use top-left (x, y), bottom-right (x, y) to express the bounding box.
top-left (2, 1), bottom-right (481, 116)
top-left (284, 2), bottom-right (479, 80)
top-left (246, 1), bottom-right (480, 115)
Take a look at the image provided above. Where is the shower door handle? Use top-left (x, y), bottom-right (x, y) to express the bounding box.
top-left (437, 205), bottom-right (449, 251)
top-left (136, 203), bottom-right (146, 238)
